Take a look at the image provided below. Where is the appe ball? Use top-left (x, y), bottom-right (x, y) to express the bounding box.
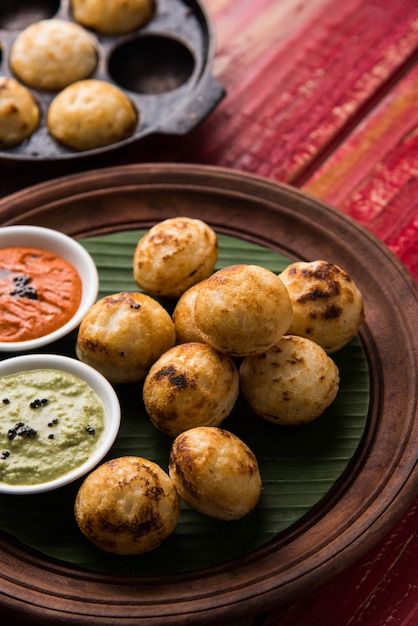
top-left (279, 260), bottom-right (365, 353)
top-left (76, 291), bottom-right (175, 383)
top-left (169, 427), bottom-right (262, 521)
top-left (172, 284), bottom-right (205, 344)
top-left (239, 334), bottom-right (340, 425)
top-left (143, 342), bottom-right (239, 436)
top-left (193, 264), bottom-right (293, 357)
top-left (74, 456), bottom-right (180, 554)
top-left (47, 79), bottom-right (137, 151)
top-left (133, 217), bottom-right (218, 298)
top-left (10, 19), bottom-right (98, 91)
top-left (0, 77), bottom-right (40, 147)
top-left (72, 0), bottom-right (156, 35)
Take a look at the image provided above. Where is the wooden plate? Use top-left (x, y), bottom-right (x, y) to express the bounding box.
top-left (0, 163), bottom-right (417, 625)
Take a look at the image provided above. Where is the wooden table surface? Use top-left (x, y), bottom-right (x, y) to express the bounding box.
top-left (1, 1), bottom-right (417, 625)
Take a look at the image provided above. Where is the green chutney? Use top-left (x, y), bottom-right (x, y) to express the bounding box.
top-left (0, 369), bottom-right (105, 485)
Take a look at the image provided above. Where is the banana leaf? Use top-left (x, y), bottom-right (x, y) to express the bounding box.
top-left (0, 231), bottom-right (369, 576)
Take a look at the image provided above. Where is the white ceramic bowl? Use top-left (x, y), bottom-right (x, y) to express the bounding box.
top-left (0, 225), bottom-right (99, 352)
top-left (0, 354), bottom-right (121, 494)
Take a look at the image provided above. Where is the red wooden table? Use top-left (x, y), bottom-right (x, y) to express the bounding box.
top-left (1, 1), bottom-right (417, 624)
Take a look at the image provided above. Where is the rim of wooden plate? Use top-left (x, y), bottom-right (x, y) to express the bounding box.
top-left (0, 163), bottom-right (416, 626)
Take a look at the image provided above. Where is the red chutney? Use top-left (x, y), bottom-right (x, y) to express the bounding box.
top-left (0, 247), bottom-right (82, 342)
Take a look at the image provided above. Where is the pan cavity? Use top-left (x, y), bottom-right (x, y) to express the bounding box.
top-left (0, 0), bottom-right (60, 30)
top-left (108, 35), bottom-right (195, 95)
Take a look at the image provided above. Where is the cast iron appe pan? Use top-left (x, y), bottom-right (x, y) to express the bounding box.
top-left (0, 0), bottom-right (224, 163)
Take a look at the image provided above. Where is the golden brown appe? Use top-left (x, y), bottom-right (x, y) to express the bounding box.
top-left (169, 426), bottom-right (262, 520)
top-left (193, 264), bottom-right (293, 357)
top-left (74, 456), bottom-right (180, 554)
top-left (71, 0), bottom-right (156, 35)
top-left (10, 19), bottom-right (98, 91)
top-left (47, 79), bottom-right (137, 151)
top-left (133, 217), bottom-right (218, 298)
top-left (172, 283), bottom-right (205, 344)
top-left (143, 342), bottom-right (239, 436)
top-left (76, 291), bottom-right (175, 383)
top-left (239, 334), bottom-right (340, 425)
top-left (0, 77), bottom-right (40, 147)
top-left (279, 260), bottom-right (365, 353)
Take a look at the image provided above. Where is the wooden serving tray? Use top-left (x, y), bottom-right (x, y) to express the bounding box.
top-left (0, 163), bottom-right (416, 625)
